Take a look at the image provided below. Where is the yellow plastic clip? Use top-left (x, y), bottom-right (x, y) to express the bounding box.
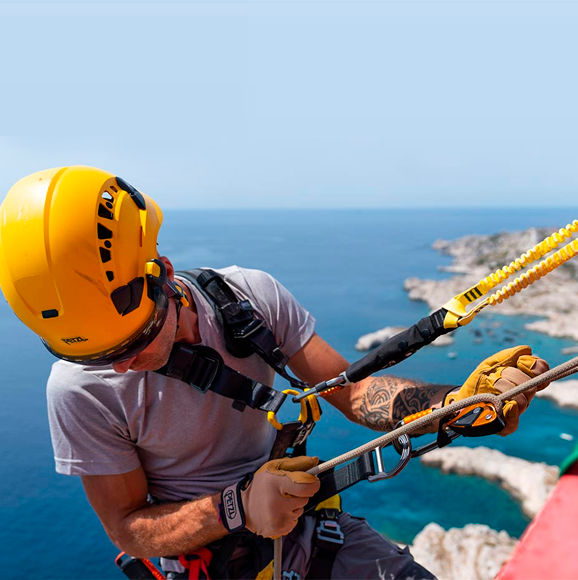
top-left (267, 388), bottom-right (321, 431)
top-left (174, 282), bottom-right (190, 308)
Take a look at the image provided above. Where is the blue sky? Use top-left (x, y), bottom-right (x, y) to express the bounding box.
top-left (1, 1), bottom-right (577, 208)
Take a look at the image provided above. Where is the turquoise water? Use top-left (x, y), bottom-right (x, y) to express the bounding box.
top-left (2, 208), bottom-right (578, 579)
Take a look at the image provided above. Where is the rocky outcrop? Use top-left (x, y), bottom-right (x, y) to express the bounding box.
top-left (420, 446), bottom-right (558, 518)
top-left (404, 228), bottom-right (578, 341)
top-left (536, 379), bottom-right (578, 409)
top-left (355, 326), bottom-right (454, 351)
top-left (409, 523), bottom-right (517, 580)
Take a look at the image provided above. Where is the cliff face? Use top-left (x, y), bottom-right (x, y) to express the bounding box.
top-left (410, 523), bottom-right (517, 580)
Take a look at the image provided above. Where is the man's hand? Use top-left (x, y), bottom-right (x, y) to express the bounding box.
top-left (221, 456), bottom-right (320, 538)
top-left (445, 345), bottom-right (550, 436)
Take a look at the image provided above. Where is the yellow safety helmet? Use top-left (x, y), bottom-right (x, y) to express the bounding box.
top-left (0, 166), bottom-right (179, 365)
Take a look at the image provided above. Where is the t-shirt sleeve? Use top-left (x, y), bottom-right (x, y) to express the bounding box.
top-left (46, 362), bottom-right (141, 476)
top-left (230, 267), bottom-right (317, 359)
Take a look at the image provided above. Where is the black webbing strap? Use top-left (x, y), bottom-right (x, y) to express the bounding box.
top-left (176, 269), bottom-right (308, 391)
top-left (305, 507), bottom-right (344, 580)
top-left (304, 452), bottom-right (376, 513)
top-left (156, 344), bottom-right (287, 414)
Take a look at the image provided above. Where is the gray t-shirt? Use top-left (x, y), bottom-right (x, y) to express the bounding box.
top-left (46, 266), bottom-right (316, 501)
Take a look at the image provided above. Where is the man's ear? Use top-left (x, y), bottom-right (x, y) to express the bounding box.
top-left (159, 256), bottom-right (175, 281)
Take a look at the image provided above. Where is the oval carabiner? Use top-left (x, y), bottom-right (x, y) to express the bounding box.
top-left (367, 434), bottom-right (412, 482)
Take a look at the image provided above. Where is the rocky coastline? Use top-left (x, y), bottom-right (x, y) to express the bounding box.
top-left (355, 227), bottom-right (578, 578)
top-left (420, 446), bottom-right (558, 519)
top-left (407, 446), bottom-right (558, 579)
top-left (409, 523), bottom-right (517, 580)
top-left (536, 379), bottom-right (578, 409)
top-left (362, 227), bottom-right (577, 578)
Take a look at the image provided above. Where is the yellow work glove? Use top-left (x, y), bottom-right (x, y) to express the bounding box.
top-left (219, 456), bottom-right (320, 538)
top-left (445, 345), bottom-right (550, 436)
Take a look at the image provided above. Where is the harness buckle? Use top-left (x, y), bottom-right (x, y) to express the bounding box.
top-left (316, 519), bottom-right (345, 546)
top-left (282, 572), bottom-right (302, 580)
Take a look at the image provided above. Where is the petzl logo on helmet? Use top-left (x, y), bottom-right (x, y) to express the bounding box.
top-left (61, 336), bottom-right (89, 345)
top-left (224, 490), bottom-right (237, 519)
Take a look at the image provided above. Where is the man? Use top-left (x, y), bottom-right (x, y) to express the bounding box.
top-left (0, 166), bottom-right (549, 579)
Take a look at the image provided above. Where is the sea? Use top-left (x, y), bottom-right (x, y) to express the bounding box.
top-left (2, 208), bottom-right (578, 579)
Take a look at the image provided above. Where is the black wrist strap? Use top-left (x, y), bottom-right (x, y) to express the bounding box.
top-left (219, 474), bottom-right (252, 532)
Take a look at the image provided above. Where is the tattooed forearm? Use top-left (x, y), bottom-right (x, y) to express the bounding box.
top-left (357, 376), bottom-right (398, 431)
top-left (355, 375), bottom-right (455, 434)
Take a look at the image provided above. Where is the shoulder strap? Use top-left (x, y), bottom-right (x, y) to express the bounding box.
top-left (176, 269), bottom-right (308, 391)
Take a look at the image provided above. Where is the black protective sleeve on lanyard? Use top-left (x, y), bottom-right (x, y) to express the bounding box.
top-left (345, 308), bottom-right (452, 384)
top-left (304, 453), bottom-right (376, 513)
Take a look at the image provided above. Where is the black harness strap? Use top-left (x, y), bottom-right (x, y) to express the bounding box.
top-left (306, 507), bottom-right (344, 580)
top-left (156, 344), bottom-right (287, 414)
top-left (304, 453), bottom-right (377, 513)
top-left (177, 269), bottom-right (309, 392)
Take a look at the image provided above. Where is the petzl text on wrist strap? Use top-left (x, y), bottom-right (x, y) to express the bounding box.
top-left (219, 475), bottom-right (251, 532)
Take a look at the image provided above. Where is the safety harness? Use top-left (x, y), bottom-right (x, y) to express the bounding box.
top-left (117, 268), bottom-right (342, 580)
top-left (154, 269), bottom-right (318, 458)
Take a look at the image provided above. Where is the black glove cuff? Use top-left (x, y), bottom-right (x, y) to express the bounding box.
top-left (219, 473), bottom-right (252, 532)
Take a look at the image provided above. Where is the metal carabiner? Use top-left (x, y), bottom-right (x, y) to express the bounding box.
top-left (368, 434), bottom-right (412, 482)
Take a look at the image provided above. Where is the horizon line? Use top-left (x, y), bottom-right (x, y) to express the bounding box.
top-left (161, 205), bottom-right (578, 211)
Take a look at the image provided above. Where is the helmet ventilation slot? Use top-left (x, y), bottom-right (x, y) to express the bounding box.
top-left (99, 248), bottom-right (112, 263)
top-left (41, 309), bottom-right (59, 319)
top-left (98, 204), bottom-right (114, 220)
top-left (97, 224), bottom-right (113, 240)
top-left (101, 191), bottom-right (114, 201)
top-left (106, 271), bottom-right (115, 282)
